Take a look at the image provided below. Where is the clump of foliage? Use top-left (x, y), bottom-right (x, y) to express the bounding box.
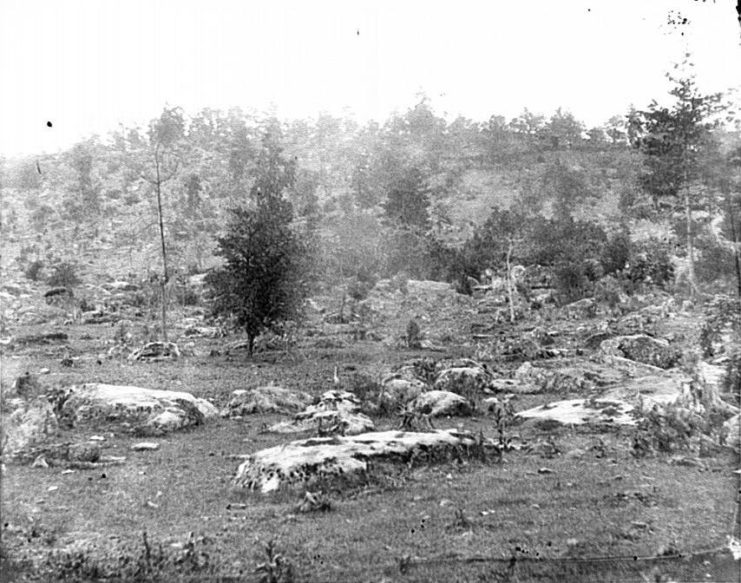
top-left (255, 540), bottom-right (296, 583)
top-left (626, 238), bottom-right (674, 289)
top-left (46, 261), bottom-right (82, 289)
top-left (699, 295), bottom-right (741, 357)
top-left (406, 318), bottom-right (422, 348)
top-left (631, 402), bottom-right (705, 456)
top-left (723, 350), bottom-right (741, 405)
top-left (600, 229), bottom-right (632, 275)
top-left (23, 259), bottom-right (44, 281)
top-left (40, 531), bottom-right (216, 582)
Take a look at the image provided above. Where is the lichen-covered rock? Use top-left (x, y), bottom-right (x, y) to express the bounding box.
top-left (406, 390), bottom-right (474, 417)
top-left (58, 384), bottom-right (217, 434)
top-left (600, 334), bottom-right (680, 369)
top-left (514, 362), bottom-right (597, 394)
top-left (233, 429), bottom-right (491, 493)
top-left (378, 377), bottom-right (427, 410)
top-left (433, 364), bottom-right (492, 396)
top-left (517, 398), bottom-right (636, 426)
top-left (269, 410), bottom-right (375, 436)
top-left (222, 385), bottom-right (311, 417)
top-left (489, 377), bottom-right (539, 394)
top-left (268, 390), bottom-right (374, 436)
top-left (128, 342), bottom-right (180, 362)
top-left (2, 398), bottom-right (58, 458)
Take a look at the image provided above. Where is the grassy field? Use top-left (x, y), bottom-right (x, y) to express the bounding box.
top-left (1, 300), bottom-right (740, 582)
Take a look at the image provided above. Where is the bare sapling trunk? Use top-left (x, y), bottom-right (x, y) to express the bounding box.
top-left (684, 179), bottom-right (700, 299)
top-left (506, 239), bottom-right (515, 323)
top-left (154, 145), bottom-right (169, 342)
top-left (727, 195), bottom-right (741, 299)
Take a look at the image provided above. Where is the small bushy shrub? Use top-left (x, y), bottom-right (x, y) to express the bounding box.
top-left (47, 261), bottom-right (82, 289)
top-left (553, 262), bottom-right (589, 304)
top-left (600, 230), bottom-right (631, 275)
top-left (23, 259), bottom-right (44, 281)
top-left (632, 402), bottom-right (705, 456)
top-left (627, 239), bottom-right (674, 288)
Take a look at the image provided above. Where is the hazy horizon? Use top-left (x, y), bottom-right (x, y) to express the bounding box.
top-left (1, 0), bottom-right (740, 158)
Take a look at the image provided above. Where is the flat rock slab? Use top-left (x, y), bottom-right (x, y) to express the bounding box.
top-left (58, 383), bottom-right (217, 435)
top-left (602, 374), bottom-right (684, 408)
top-left (222, 385), bottom-right (311, 417)
top-left (517, 398), bottom-right (636, 426)
top-left (233, 429), bottom-right (487, 493)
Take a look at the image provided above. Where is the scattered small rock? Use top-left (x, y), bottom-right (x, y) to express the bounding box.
top-left (131, 442), bottom-right (160, 451)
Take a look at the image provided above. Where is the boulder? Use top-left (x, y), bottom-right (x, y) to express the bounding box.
top-left (406, 390), bottom-right (474, 417)
top-left (517, 398), bottom-right (636, 426)
top-left (489, 377), bottom-right (539, 394)
top-left (222, 385), bottom-right (311, 417)
top-left (58, 383), bottom-right (217, 434)
top-left (233, 429), bottom-right (491, 493)
top-left (434, 366), bottom-right (491, 396)
top-left (378, 377), bottom-right (426, 410)
top-left (2, 398), bottom-right (59, 458)
top-left (268, 390), bottom-right (374, 436)
top-left (600, 335), bottom-right (680, 369)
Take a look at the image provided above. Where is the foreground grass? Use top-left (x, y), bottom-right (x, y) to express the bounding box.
top-left (1, 323), bottom-right (740, 582)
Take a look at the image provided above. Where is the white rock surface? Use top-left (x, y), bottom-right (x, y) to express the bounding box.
top-left (1, 398), bottom-right (58, 457)
top-left (517, 398), bottom-right (636, 426)
top-left (59, 384), bottom-right (217, 434)
top-left (234, 429), bottom-right (489, 493)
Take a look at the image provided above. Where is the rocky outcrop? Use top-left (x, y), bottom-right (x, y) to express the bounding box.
top-left (233, 429), bottom-right (491, 493)
top-left (514, 361), bottom-right (599, 394)
top-left (600, 334), bottom-right (680, 369)
top-left (222, 385), bottom-right (311, 417)
top-left (58, 384), bottom-right (217, 434)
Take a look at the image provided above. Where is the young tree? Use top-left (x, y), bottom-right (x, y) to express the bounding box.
top-left (630, 63), bottom-right (725, 297)
top-left (207, 133), bottom-right (308, 355)
top-left (140, 107), bottom-right (186, 341)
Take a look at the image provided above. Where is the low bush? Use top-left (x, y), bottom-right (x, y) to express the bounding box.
top-left (23, 259), bottom-right (45, 281)
top-left (46, 261), bottom-right (82, 289)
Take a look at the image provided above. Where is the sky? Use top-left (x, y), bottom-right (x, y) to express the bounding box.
top-left (0, 0), bottom-right (740, 157)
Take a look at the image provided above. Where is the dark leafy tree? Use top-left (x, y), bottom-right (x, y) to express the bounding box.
top-left (383, 166), bottom-right (431, 229)
top-left (207, 137), bottom-right (308, 355)
top-left (630, 61), bottom-right (726, 297)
